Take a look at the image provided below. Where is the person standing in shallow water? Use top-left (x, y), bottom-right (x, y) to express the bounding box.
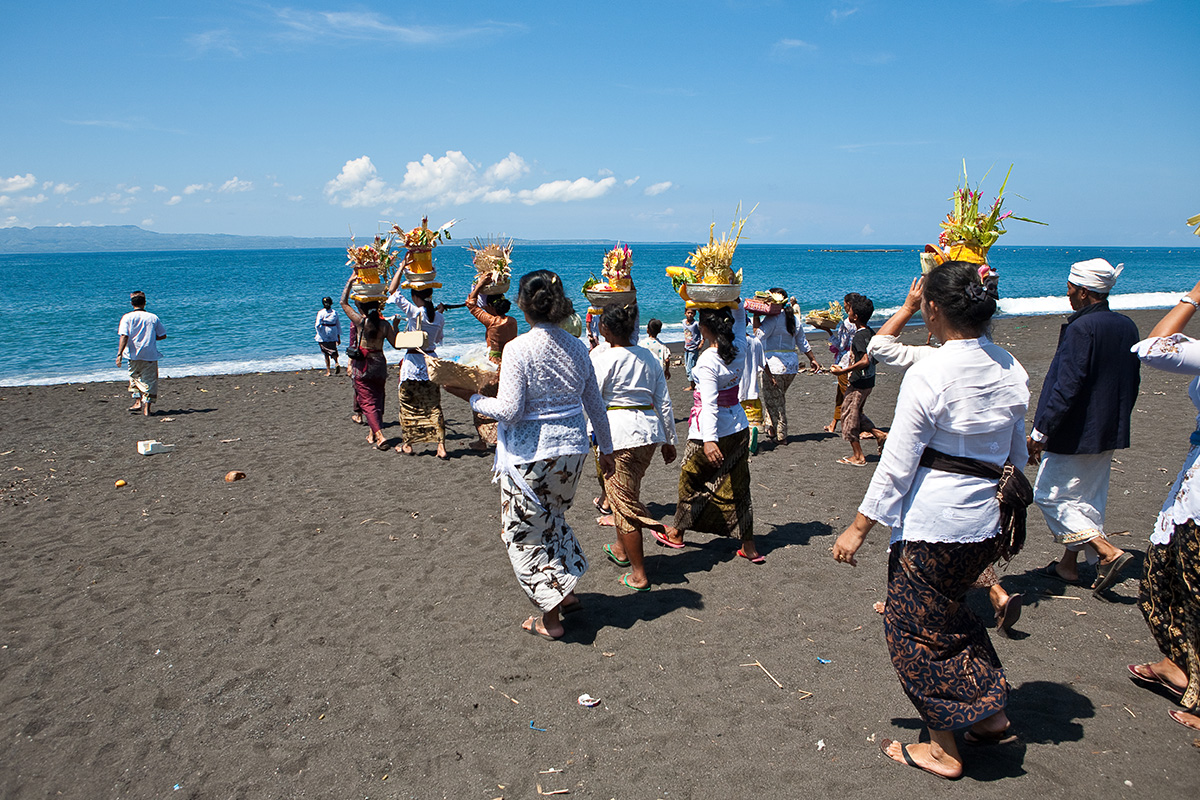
top-left (116, 291), bottom-right (167, 416)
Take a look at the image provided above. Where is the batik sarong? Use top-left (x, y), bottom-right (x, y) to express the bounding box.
top-left (674, 429), bottom-right (753, 541)
top-left (1034, 451), bottom-right (1114, 547)
top-left (599, 444), bottom-right (666, 538)
top-left (741, 399), bottom-right (765, 433)
top-left (761, 372), bottom-right (795, 442)
top-left (501, 452), bottom-right (589, 612)
top-left (351, 350), bottom-right (387, 434)
top-left (885, 538), bottom-right (1009, 731)
top-left (840, 385), bottom-right (875, 442)
top-left (398, 379), bottom-right (445, 444)
top-left (1139, 520), bottom-right (1200, 709)
top-left (128, 359), bottom-right (159, 402)
top-left (832, 372), bottom-right (848, 424)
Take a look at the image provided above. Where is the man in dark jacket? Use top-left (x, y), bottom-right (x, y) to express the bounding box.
top-left (1028, 259), bottom-right (1140, 595)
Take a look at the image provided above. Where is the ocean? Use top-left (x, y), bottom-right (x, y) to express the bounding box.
top-left (1, 244), bottom-right (1196, 386)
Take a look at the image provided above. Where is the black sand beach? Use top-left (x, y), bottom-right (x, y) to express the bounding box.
top-left (2, 309), bottom-right (1198, 798)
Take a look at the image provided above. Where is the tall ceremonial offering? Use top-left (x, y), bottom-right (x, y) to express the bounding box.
top-left (583, 243), bottom-right (637, 313)
top-left (466, 237), bottom-right (514, 295)
top-left (346, 233), bottom-right (399, 303)
top-left (391, 216), bottom-right (457, 290)
top-left (921, 162), bottom-right (1045, 272)
top-left (665, 204), bottom-right (754, 309)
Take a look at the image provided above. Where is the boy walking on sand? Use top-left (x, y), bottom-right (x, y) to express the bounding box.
top-left (116, 291), bottom-right (167, 416)
top-left (829, 294), bottom-right (886, 466)
top-left (644, 318), bottom-right (671, 380)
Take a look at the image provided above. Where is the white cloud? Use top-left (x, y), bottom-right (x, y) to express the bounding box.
top-left (511, 177), bottom-right (617, 205)
top-left (42, 181), bottom-right (77, 195)
top-left (861, 224), bottom-right (874, 236)
top-left (153, 185), bottom-right (168, 193)
top-left (325, 155), bottom-right (404, 208)
top-left (1, 174), bottom-right (37, 193)
top-left (166, 195), bottom-right (183, 206)
top-left (3, 215), bottom-right (21, 227)
top-left (400, 151), bottom-right (485, 204)
top-left (829, 7), bottom-right (859, 23)
top-left (288, 195), bottom-right (304, 202)
top-left (326, 151), bottom-right (619, 209)
top-left (484, 153), bottom-right (529, 184)
top-left (219, 177), bottom-right (254, 193)
top-left (0, 193), bottom-right (47, 208)
top-left (183, 183), bottom-right (211, 195)
top-left (142, 218), bottom-right (154, 227)
top-left (125, 185), bottom-right (142, 194)
top-left (644, 181), bottom-right (673, 197)
top-left (625, 176), bottom-right (640, 187)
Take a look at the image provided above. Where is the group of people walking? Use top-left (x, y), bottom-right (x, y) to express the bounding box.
top-left (318, 254), bottom-right (1200, 778)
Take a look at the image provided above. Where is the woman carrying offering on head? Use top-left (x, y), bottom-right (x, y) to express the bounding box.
top-left (752, 288), bottom-right (819, 444)
top-left (340, 276), bottom-right (398, 449)
top-left (387, 256), bottom-right (447, 459)
top-left (465, 273), bottom-right (518, 451)
top-left (446, 270), bottom-right (615, 641)
top-left (655, 302), bottom-right (762, 563)
top-left (590, 303), bottom-right (678, 591)
top-left (832, 261), bottom-right (1030, 779)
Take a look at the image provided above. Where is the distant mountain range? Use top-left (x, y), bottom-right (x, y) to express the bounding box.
top-left (0, 225), bottom-right (638, 254)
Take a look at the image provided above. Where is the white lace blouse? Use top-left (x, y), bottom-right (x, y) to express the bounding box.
top-left (753, 313), bottom-right (812, 374)
top-left (857, 337), bottom-right (1030, 545)
top-left (472, 323), bottom-right (614, 463)
top-left (1133, 334), bottom-right (1200, 544)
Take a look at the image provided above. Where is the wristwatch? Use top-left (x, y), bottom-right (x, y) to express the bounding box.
top-left (1180, 296), bottom-right (1200, 309)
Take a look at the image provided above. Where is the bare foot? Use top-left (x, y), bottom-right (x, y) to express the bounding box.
top-left (823, 421), bottom-right (837, 433)
top-left (880, 739), bottom-right (962, 779)
top-left (128, 401), bottom-right (142, 412)
top-left (142, 404), bottom-right (151, 417)
top-left (395, 443), bottom-right (414, 455)
top-left (876, 432), bottom-right (888, 453)
top-left (596, 514), bottom-right (615, 527)
top-left (324, 370), bottom-right (331, 377)
top-left (436, 444), bottom-right (447, 459)
top-left (351, 413), bottom-right (364, 425)
top-left (873, 600), bottom-right (885, 614)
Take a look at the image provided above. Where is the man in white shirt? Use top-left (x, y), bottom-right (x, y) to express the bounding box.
top-left (116, 291), bottom-right (167, 416)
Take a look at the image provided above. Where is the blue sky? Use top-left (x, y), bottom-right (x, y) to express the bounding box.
top-left (2, 0), bottom-right (1196, 244)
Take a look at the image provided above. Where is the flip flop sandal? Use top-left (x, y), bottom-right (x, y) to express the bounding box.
top-left (736, 547), bottom-right (766, 564)
top-left (879, 739), bottom-right (961, 780)
top-left (837, 457), bottom-right (867, 467)
top-left (1127, 663), bottom-right (1185, 698)
top-left (1037, 561), bottom-right (1086, 587)
top-left (604, 543), bottom-right (631, 567)
top-left (521, 615), bottom-right (561, 641)
top-left (619, 573), bottom-right (650, 592)
top-left (652, 530), bottom-right (685, 550)
top-left (1167, 709), bottom-right (1200, 731)
top-left (1092, 551), bottom-right (1132, 594)
top-left (592, 497), bottom-right (612, 515)
top-left (994, 594), bottom-right (1023, 633)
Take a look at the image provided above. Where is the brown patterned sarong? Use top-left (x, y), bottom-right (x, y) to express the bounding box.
top-left (398, 379), bottom-right (445, 444)
top-left (1139, 520), bottom-right (1200, 709)
top-left (674, 430), bottom-right (753, 541)
top-left (761, 372), bottom-right (795, 442)
top-left (840, 385), bottom-right (875, 442)
top-left (599, 444), bottom-right (666, 538)
top-left (832, 372), bottom-right (849, 423)
top-left (885, 538), bottom-right (1008, 731)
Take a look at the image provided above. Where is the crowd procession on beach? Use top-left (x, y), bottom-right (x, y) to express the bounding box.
top-left (115, 246), bottom-right (1200, 781)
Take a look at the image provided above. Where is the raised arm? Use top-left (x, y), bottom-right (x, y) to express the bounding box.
top-left (340, 275), bottom-right (363, 326)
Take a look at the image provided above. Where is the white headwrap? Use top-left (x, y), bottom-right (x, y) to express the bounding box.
top-left (1068, 258), bottom-right (1123, 293)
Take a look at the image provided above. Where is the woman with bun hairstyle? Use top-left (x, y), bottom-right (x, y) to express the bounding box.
top-left (448, 270), bottom-right (615, 641)
top-left (340, 275), bottom-right (398, 449)
top-left (832, 261), bottom-right (1030, 779)
top-left (590, 302), bottom-right (678, 591)
top-left (655, 303), bottom-right (762, 562)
